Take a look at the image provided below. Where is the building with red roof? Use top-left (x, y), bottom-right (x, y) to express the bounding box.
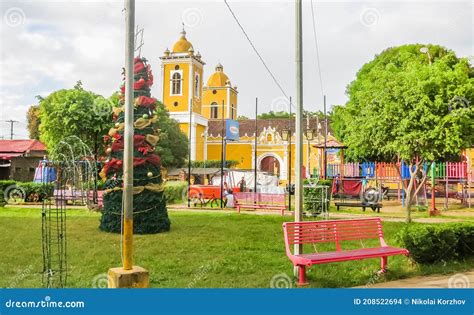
top-left (0, 140), bottom-right (47, 181)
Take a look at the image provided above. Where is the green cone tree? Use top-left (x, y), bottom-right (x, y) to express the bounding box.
top-left (99, 57), bottom-right (171, 234)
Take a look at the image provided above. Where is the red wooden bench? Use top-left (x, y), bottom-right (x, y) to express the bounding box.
top-left (283, 218), bottom-right (409, 286)
top-left (234, 192), bottom-right (287, 215)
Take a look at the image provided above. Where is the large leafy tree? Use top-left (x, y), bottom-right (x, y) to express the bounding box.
top-left (39, 82), bottom-right (112, 159)
top-left (26, 104), bottom-right (41, 140)
top-left (332, 44), bottom-right (473, 222)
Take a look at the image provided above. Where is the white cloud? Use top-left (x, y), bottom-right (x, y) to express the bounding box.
top-left (0, 0), bottom-right (472, 138)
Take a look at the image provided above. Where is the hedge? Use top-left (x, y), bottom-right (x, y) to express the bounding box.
top-left (398, 223), bottom-right (474, 263)
top-left (189, 160), bottom-right (239, 168)
top-left (0, 180), bottom-right (54, 203)
top-left (164, 181), bottom-right (187, 204)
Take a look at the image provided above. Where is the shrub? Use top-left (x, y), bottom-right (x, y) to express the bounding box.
top-left (454, 224), bottom-right (474, 257)
top-left (0, 189), bottom-right (5, 207)
top-left (0, 180), bottom-right (16, 191)
top-left (398, 223), bottom-right (474, 263)
top-left (164, 181), bottom-right (187, 204)
top-left (0, 181), bottom-right (54, 203)
top-left (303, 179), bottom-right (332, 214)
top-left (189, 160), bottom-right (239, 168)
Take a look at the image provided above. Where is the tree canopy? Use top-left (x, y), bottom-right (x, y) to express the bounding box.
top-left (332, 44), bottom-right (473, 162)
top-left (39, 83), bottom-right (112, 159)
top-left (26, 105), bottom-right (41, 140)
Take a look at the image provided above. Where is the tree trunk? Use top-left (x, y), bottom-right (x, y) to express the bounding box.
top-left (404, 174), bottom-right (415, 223)
top-left (401, 161), bottom-right (428, 223)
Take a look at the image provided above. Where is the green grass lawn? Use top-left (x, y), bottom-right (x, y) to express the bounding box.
top-left (1, 206), bottom-right (473, 288)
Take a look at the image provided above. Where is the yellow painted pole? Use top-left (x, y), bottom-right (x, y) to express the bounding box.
top-left (123, 0), bottom-right (135, 271)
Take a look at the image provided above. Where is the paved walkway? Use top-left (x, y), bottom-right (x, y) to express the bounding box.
top-left (358, 270), bottom-right (474, 288)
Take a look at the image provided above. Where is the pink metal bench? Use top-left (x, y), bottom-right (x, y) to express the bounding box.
top-left (54, 190), bottom-right (103, 209)
top-left (283, 218), bottom-right (409, 286)
top-left (234, 192), bottom-right (286, 215)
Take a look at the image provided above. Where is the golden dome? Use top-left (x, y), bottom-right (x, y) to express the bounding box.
top-left (172, 30), bottom-right (193, 53)
top-left (207, 63), bottom-right (230, 87)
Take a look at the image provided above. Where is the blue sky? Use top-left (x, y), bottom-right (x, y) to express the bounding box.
top-left (0, 0), bottom-right (472, 139)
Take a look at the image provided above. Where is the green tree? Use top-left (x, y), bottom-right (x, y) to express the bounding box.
top-left (26, 105), bottom-right (41, 140)
top-left (39, 82), bottom-right (112, 159)
top-left (332, 44), bottom-right (474, 222)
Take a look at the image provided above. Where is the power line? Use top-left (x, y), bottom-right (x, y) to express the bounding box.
top-left (224, 0), bottom-right (289, 100)
top-left (310, 0), bottom-right (324, 99)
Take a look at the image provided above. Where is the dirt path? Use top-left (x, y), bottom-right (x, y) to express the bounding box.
top-left (357, 270), bottom-right (474, 288)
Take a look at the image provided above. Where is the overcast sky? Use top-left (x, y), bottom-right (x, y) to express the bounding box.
top-left (0, 0), bottom-right (472, 139)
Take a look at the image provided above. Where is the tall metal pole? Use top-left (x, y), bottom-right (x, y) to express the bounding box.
top-left (306, 112), bottom-right (310, 177)
top-left (122, 0), bottom-right (135, 271)
top-left (323, 95), bottom-right (327, 179)
top-left (295, 0), bottom-right (303, 255)
top-left (188, 100), bottom-right (192, 208)
top-left (288, 97), bottom-right (292, 210)
top-left (254, 98), bottom-right (258, 193)
top-left (220, 100), bottom-right (225, 208)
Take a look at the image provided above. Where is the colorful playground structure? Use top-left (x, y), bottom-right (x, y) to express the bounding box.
top-left (318, 160), bottom-right (472, 208)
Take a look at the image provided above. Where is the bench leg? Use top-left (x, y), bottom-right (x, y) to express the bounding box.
top-left (297, 265), bottom-right (309, 286)
top-left (362, 207), bottom-right (366, 212)
top-left (380, 256), bottom-right (388, 273)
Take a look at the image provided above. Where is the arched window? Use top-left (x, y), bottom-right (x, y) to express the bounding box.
top-left (194, 74), bottom-right (200, 98)
top-left (210, 102), bottom-right (218, 119)
top-left (171, 71), bottom-right (182, 95)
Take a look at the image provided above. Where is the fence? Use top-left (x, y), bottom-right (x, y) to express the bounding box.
top-left (322, 161), bottom-right (468, 181)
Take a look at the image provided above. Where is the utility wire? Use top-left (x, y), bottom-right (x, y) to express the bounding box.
top-left (224, 0), bottom-right (289, 100)
top-left (310, 0), bottom-right (324, 99)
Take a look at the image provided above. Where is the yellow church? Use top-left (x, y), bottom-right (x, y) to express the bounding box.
top-left (160, 30), bottom-right (341, 183)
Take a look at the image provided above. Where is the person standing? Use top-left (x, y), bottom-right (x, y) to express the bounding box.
top-left (238, 176), bottom-right (247, 192)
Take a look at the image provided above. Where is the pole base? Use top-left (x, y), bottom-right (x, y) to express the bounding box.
top-left (429, 207), bottom-right (440, 216)
top-left (108, 266), bottom-right (149, 288)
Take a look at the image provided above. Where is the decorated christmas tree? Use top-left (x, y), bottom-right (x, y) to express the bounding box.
top-left (99, 57), bottom-right (171, 234)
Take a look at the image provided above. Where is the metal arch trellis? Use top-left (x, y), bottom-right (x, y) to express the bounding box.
top-left (41, 137), bottom-right (98, 288)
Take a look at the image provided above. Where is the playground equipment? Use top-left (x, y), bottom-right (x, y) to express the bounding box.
top-left (319, 161), bottom-right (470, 209)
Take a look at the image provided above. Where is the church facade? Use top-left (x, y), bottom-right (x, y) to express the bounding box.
top-left (160, 30), bottom-right (339, 182)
